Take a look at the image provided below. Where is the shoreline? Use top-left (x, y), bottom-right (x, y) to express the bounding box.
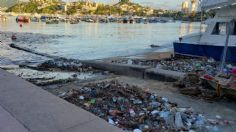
top-left (0, 30), bottom-right (173, 65)
top-left (1, 29), bottom-right (236, 131)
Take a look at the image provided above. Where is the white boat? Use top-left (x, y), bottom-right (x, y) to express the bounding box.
top-left (173, 0), bottom-right (236, 63)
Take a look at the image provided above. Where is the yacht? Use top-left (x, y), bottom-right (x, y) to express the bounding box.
top-left (173, 0), bottom-right (236, 63)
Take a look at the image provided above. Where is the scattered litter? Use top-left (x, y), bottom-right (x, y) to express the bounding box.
top-left (127, 59), bottom-right (133, 65)
top-left (175, 112), bottom-right (184, 129)
top-left (111, 57), bottom-right (216, 72)
top-left (90, 99), bottom-right (96, 104)
top-left (216, 115), bottom-right (222, 119)
top-left (58, 92), bottom-right (67, 98)
top-left (133, 128), bottom-right (142, 132)
top-left (79, 96), bottom-right (85, 100)
top-left (62, 80), bottom-right (235, 131)
top-left (38, 58), bottom-right (95, 72)
top-left (108, 118), bottom-right (115, 125)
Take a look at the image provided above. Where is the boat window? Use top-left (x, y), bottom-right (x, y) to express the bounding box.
top-left (212, 22), bottom-right (227, 35)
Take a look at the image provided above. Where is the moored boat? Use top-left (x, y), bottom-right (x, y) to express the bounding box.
top-left (16, 16), bottom-right (30, 23)
top-left (44, 16), bottom-right (59, 24)
top-left (46, 19), bottom-right (59, 24)
top-left (31, 17), bottom-right (39, 22)
top-left (70, 19), bottom-right (79, 24)
top-left (84, 18), bottom-right (94, 23)
top-left (173, 0), bottom-right (236, 63)
top-left (40, 16), bottom-right (47, 22)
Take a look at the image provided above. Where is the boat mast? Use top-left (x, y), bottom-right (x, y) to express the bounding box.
top-left (199, 0), bottom-right (203, 43)
top-left (220, 19), bottom-right (234, 72)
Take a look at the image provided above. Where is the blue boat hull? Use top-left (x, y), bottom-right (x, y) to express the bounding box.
top-left (173, 42), bottom-right (236, 63)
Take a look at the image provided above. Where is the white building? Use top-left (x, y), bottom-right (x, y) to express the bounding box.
top-left (182, 0), bottom-right (189, 13)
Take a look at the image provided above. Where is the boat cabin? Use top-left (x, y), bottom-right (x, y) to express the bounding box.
top-left (179, 5), bottom-right (236, 47)
top-left (174, 0), bottom-right (236, 62)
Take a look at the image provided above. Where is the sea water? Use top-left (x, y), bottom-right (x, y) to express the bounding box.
top-left (0, 17), bottom-right (204, 61)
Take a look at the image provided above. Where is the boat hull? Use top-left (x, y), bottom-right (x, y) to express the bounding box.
top-left (16, 18), bottom-right (30, 23)
top-left (173, 42), bottom-right (236, 63)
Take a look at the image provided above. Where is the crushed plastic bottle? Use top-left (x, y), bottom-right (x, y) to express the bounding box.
top-left (79, 96), bottom-right (84, 100)
top-left (151, 110), bottom-right (159, 116)
top-left (161, 97), bottom-right (169, 103)
top-left (129, 108), bottom-right (136, 117)
top-left (133, 129), bottom-right (142, 132)
top-left (212, 126), bottom-right (220, 132)
top-left (160, 111), bottom-right (170, 119)
top-left (175, 112), bottom-right (184, 129)
top-left (108, 118), bottom-right (115, 125)
top-left (195, 114), bottom-right (205, 127)
top-left (149, 101), bottom-right (161, 108)
top-left (128, 59), bottom-right (133, 65)
top-left (156, 64), bottom-right (162, 69)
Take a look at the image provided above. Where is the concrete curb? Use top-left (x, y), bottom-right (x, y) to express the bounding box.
top-left (145, 68), bottom-right (185, 82)
top-left (82, 60), bottom-right (151, 78)
top-left (82, 60), bottom-right (185, 82)
top-left (0, 69), bottom-right (123, 132)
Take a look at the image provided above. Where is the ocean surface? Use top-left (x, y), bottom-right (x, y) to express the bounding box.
top-left (0, 17), bottom-right (204, 61)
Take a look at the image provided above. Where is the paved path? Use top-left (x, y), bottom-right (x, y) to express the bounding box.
top-left (0, 69), bottom-right (122, 132)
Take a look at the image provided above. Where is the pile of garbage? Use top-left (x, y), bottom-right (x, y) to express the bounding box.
top-left (111, 59), bottom-right (158, 67)
top-left (111, 57), bottom-right (222, 75)
top-left (174, 73), bottom-right (218, 100)
top-left (172, 58), bottom-right (236, 99)
top-left (62, 80), bottom-right (234, 131)
top-left (157, 58), bottom-right (219, 75)
top-left (38, 58), bottom-right (95, 72)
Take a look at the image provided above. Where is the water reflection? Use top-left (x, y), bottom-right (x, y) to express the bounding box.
top-left (179, 22), bottom-right (206, 37)
top-left (0, 18), bottom-right (204, 60)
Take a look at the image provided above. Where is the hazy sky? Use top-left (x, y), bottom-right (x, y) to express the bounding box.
top-left (68, 0), bottom-right (186, 10)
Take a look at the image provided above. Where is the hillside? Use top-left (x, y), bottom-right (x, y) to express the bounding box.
top-left (114, 1), bottom-right (154, 16)
top-left (0, 0), bottom-right (17, 7)
top-left (6, 0), bottom-right (62, 14)
top-left (6, 0), bottom-right (155, 16)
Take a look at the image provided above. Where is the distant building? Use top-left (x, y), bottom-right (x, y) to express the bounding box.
top-left (181, 0), bottom-right (189, 14)
top-left (191, 0), bottom-right (197, 16)
top-left (181, 0), bottom-right (198, 16)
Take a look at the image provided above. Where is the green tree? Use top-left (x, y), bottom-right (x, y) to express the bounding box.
top-left (120, 0), bottom-right (130, 3)
top-left (66, 7), bottom-right (77, 15)
top-left (39, 5), bottom-right (61, 14)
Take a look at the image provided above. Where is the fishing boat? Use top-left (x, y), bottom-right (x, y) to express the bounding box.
top-left (70, 19), bottom-right (79, 24)
top-left (83, 18), bottom-right (94, 23)
top-left (16, 16), bottom-right (30, 23)
top-left (173, 0), bottom-right (236, 63)
top-left (44, 16), bottom-right (59, 24)
top-left (30, 17), bottom-right (39, 22)
top-left (46, 19), bottom-right (59, 24)
top-left (40, 16), bottom-right (47, 22)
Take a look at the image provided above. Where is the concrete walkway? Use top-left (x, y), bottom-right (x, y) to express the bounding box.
top-left (0, 69), bottom-right (122, 132)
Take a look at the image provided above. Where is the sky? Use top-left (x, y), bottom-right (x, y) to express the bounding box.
top-left (68, 0), bottom-right (187, 10)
